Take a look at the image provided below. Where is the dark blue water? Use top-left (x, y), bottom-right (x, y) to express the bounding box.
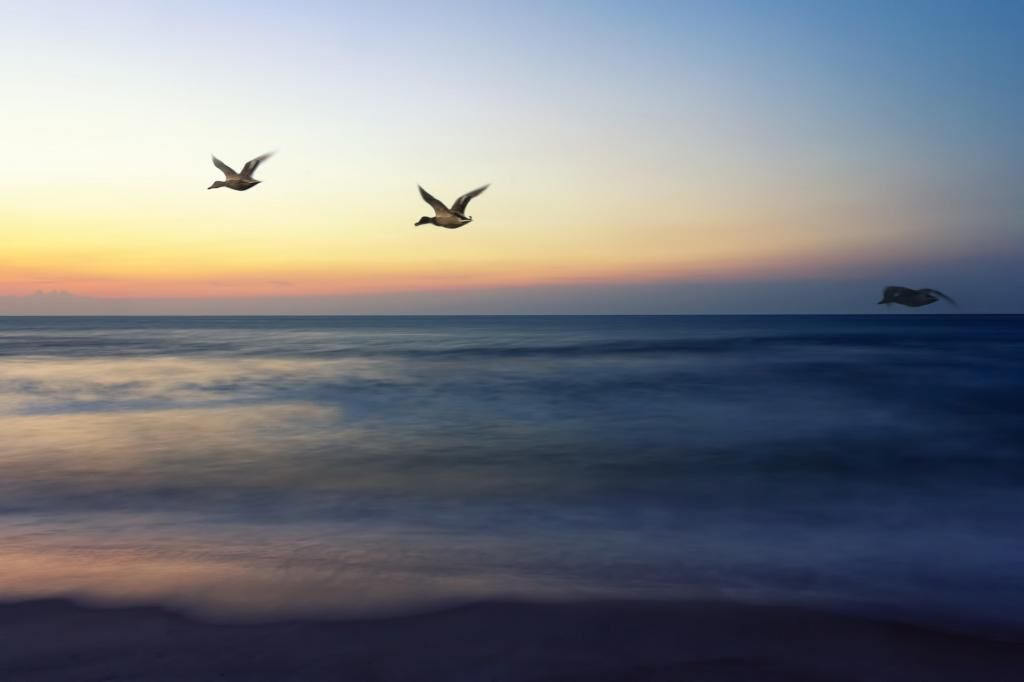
top-left (0, 316), bottom-right (1022, 625)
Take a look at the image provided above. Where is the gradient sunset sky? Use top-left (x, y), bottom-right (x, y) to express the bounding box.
top-left (1, 0), bottom-right (1021, 312)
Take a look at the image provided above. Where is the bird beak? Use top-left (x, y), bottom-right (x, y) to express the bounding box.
top-left (877, 300), bottom-right (886, 304)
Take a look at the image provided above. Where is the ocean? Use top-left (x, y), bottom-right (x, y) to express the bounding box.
top-left (1, 315), bottom-right (1022, 629)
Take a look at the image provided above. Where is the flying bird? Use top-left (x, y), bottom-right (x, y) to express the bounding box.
top-left (878, 286), bottom-right (957, 307)
top-left (415, 184), bottom-right (490, 228)
top-left (208, 152), bottom-right (274, 191)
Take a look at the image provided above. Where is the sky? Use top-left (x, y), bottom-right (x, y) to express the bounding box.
top-left (0, 0), bottom-right (1021, 313)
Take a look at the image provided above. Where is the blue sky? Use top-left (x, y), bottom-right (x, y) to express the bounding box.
top-left (0, 0), bottom-right (1021, 312)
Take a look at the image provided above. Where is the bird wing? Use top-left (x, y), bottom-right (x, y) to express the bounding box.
top-left (241, 152), bottom-right (274, 178)
top-left (212, 155), bottom-right (238, 179)
top-left (923, 288), bottom-right (957, 306)
top-left (450, 184), bottom-right (490, 215)
top-left (882, 285), bottom-right (906, 299)
top-left (418, 186), bottom-right (450, 215)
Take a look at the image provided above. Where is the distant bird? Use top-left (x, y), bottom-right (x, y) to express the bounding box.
top-left (415, 184), bottom-right (490, 228)
top-left (878, 286), bottom-right (957, 307)
top-left (208, 152), bottom-right (274, 191)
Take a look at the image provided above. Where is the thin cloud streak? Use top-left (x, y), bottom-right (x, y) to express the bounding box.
top-left (3, 249), bottom-right (1021, 315)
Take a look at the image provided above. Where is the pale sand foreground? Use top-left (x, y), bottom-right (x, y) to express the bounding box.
top-left (1, 599), bottom-right (1022, 681)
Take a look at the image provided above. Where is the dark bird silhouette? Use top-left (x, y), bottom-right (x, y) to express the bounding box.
top-left (208, 152), bottom-right (274, 191)
top-left (878, 286), bottom-right (957, 307)
top-left (415, 184), bottom-right (490, 228)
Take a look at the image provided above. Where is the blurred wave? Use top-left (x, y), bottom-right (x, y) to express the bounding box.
top-left (0, 315), bottom-right (1022, 622)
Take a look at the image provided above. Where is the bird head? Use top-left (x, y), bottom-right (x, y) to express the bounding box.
top-left (208, 181), bottom-right (225, 190)
top-left (415, 217), bottom-right (434, 226)
top-left (878, 287), bottom-right (901, 304)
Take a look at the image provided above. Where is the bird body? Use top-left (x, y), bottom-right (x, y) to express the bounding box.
top-left (415, 184), bottom-right (489, 228)
top-left (209, 153), bottom-right (273, 191)
top-left (878, 286), bottom-right (956, 307)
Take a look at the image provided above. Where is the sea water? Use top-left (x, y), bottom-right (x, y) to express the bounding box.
top-left (0, 315), bottom-right (1021, 626)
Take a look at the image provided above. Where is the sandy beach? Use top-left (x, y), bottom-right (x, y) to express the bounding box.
top-left (2, 598), bottom-right (1022, 681)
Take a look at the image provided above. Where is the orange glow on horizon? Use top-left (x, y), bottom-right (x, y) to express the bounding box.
top-left (1, 242), bottom-right (930, 300)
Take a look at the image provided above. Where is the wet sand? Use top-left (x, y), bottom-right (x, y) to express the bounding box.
top-left (1, 598), bottom-right (1022, 681)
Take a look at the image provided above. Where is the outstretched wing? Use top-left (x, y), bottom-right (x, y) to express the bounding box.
top-left (241, 152), bottom-right (274, 178)
top-left (212, 155), bottom-right (238, 179)
top-left (450, 184), bottom-right (490, 215)
top-left (923, 288), bottom-right (957, 306)
top-left (418, 185), bottom-right (450, 216)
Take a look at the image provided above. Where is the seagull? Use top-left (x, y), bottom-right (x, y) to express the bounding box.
top-left (208, 152), bottom-right (274, 191)
top-left (878, 286), bottom-right (957, 307)
top-left (415, 184), bottom-right (490, 228)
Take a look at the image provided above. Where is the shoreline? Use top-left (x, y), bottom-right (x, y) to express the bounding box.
top-left (2, 597), bottom-right (1022, 681)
